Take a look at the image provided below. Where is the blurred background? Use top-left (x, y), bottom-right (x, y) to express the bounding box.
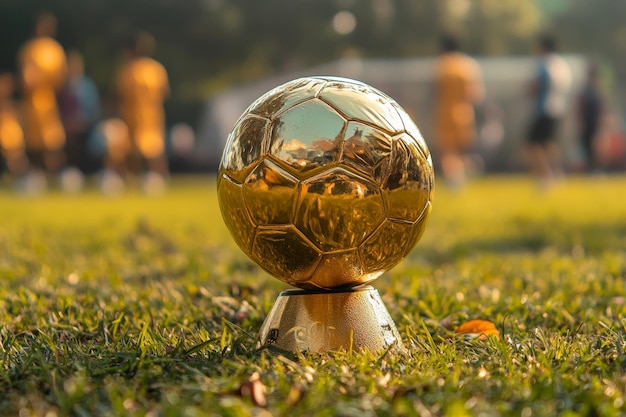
top-left (0, 0), bottom-right (625, 185)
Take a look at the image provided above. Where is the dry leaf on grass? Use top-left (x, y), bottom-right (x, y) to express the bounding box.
top-left (455, 319), bottom-right (499, 340)
top-left (286, 384), bottom-right (307, 406)
top-left (235, 372), bottom-right (267, 407)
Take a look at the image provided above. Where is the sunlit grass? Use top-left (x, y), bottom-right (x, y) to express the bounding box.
top-left (1, 175), bottom-right (625, 416)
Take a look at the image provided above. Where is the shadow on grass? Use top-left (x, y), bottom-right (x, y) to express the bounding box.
top-left (416, 216), bottom-right (626, 264)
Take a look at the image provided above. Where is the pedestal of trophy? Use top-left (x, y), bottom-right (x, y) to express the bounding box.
top-left (258, 286), bottom-right (401, 353)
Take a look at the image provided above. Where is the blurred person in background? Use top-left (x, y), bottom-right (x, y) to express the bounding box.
top-left (91, 117), bottom-right (131, 196)
top-left (594, 111), bottom-right (626, 171)
top-left (115, 32), bottom-right (170, 194)
top-left (0, 72), bottom-right (28, 180)
top-left (433, 33), bottom-right (484, 190)
top-left (58, 50), bottom-right (101, 188)
top-left (577, 61), bottom-right (604, 173)
top-left (18, 12), bottom-right (67, 192)
top-left (525, 34), bottom-right (572, 189)
top-left (95, 46), bottom-right (134, 194)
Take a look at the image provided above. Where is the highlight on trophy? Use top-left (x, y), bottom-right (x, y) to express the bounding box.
top-left (217, 76), bottom-right (434, 353)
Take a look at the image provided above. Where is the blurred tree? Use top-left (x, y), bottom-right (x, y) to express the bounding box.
top-left (451, 0), bottom-right (541, 55)
top-left (0, 0), bottom-right (541, 94)
top-left (1, 0), bottom-right (623, 127)
top-left (551, 0), bottom-right (626, 105)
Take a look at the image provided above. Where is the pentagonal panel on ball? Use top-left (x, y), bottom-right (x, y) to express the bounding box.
top-left (383, 133), bottom-right (434, 222)
top-left (269, 99), bottom-right (345, 174)
top-left (220, 115), bottom-right (268, 183)
top-left (392, 102), bottom-right (430, 158)
top-left (304, 249), bottom-right (364, 289)
top-left (295, 168), bottom-right (385, 252)
top-left (245, 77), bottom-right (327, 119)
top-left (217, 174), bottom-right (257, 254)
top-left (251, 226), bottom-right (321, 286)
top-left (341, 121), bottom-right (392, 182)
top-left (318, 81), bottom-right (404, 135)
top-left (243, 159), bottom-right (299, 225)
top-left (405, 201), bottom-right (432, 256)
top-left (359, 219), bottom-right (417, 275)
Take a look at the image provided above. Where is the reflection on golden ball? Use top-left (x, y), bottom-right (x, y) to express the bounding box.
top-left (217, 76), bottom-right (434, 290)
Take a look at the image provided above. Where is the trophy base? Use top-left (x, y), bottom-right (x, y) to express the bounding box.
top-left (258, 285), bottom-right (402, 353)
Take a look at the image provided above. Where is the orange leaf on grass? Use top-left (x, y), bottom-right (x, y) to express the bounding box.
top-left (455, 319), bottom-right (499, 339)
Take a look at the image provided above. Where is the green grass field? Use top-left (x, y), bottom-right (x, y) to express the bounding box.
top-left (1, 175), bottom-right (626, 416)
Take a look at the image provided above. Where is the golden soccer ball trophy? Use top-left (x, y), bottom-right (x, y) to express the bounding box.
top-left (217, 76), bottom-right (434, 353)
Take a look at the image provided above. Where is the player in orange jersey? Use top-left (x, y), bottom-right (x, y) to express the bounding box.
top-left (433, 34), bottom-right (484, 189)
top-left (0, 73), bottom-right (28, 179)
top-left (18, 12), bottom-right (67, 187)
top-left (115, 32), bottom-right (169, 193)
